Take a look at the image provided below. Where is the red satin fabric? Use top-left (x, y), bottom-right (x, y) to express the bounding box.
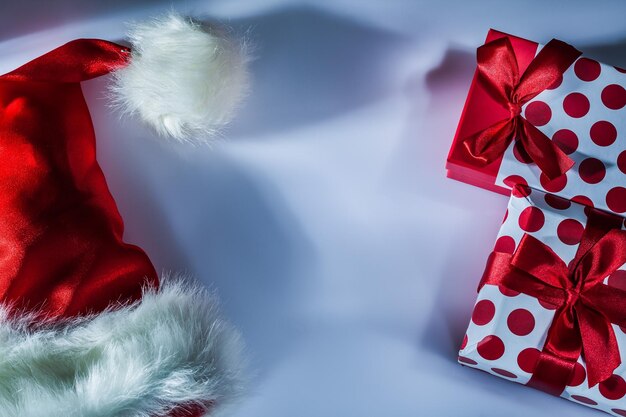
top-left (481, 209), bottom-right (626, 393)
top-left (0, 39), bottom-right (159, 319)
top-left (1, 39), bottom-right (209, 417)
top-left (462, 37), bottom-right (581, 180)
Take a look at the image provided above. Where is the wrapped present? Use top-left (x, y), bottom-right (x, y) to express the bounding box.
top-left (459, 185), bottom-right (626, 414)
top-left (446, 29), bottom-right (626, 216)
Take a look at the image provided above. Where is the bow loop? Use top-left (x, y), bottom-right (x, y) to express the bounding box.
top-left (583, 284), bottom-right (626, 329)
top-left (476, 37), bottom-right (520, 104)
top-left (511, 234), bottom-right (569, 289)
top-left (463, 37), bottom-right (580, 180)
top-left (515, 39), bottom-right (582, 103)
top-left (576, 229), bottom-right (626, 291)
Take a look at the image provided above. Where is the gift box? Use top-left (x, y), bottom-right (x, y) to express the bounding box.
top-left (458, 186), bottom-right (626, 415)
top-left (446, 29), bottom-right (626, 216)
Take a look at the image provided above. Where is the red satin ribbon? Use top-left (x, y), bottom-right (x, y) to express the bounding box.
top-left (481, 209), bottom-right (626, 394)
top-left (463, 37), bottom-right (581, 180)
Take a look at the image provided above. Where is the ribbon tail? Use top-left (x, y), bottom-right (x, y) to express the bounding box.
top-left (578, 308), bottom-right (620, 387)
top-left (462, 118), bottom-right (515, 166)
top-left (519, 118), bottom-right (574, 180)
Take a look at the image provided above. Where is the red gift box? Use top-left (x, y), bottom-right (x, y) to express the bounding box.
top-left (447, 30), bottom-right (626, 215)
top-left (459, 186), bottom-right (626, 414)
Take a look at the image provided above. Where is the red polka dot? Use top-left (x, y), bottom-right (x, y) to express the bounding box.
top-left (616, 66), bottom-right (626, 74)
top-left (518, 206), bottom-right (545, 233)
top-left (525, 101), bottom-right (552, 126)
top-left (460, 334), bottom-right (468, 350)
top-left (547, 74), bottom-right (562, 90)
top-left (494, 235), bottom-right (516, 254)
top-left (571, 395), bottom-right (597, 405)
top-left (579, 158), bottom-right (606, 184)
top-left (507, 309), bottom-right (535, 336)
top-left (517, 347), bottom-right (540, 373)
top-left (540, 172), bottom-right (567, 193)
top-left (545, 193), bottom-right (571, 210)
top-left (491, 368), bottom-right (517, 378)
top-left (502, 209), bottom-right (509, 223)
top-left (590, 120), bottom-right (618, 146)
top-left (602, 84), bottom-right (626, 110)
top-left (612, 409), bottom-right (626, 417)
top-left (567, 259), bottom-right (578, 270)
top-left (618, 151), bottom-right (626, 174)
top-left (538, 298), bottom-right (559, 310)
top-left (458, 356), bottom-right (478, 365)
top-left (513, 141), bottom-right (533, 164)
top-left (557, 219), bottom-right (585, 245)
top-left (499, 285), bottom-right (520, 297)
top-left (568, 362), bottom-right (587, 387)
top-left (552, 129), bottom-right (578, 155)
top-left (608, 270), bottom-right (626, 292)
top-left (574, 58), bottom-right (601, 81)
top-left (607, 187), bottom-right (626, 213)
top-left (571, 195), bottom-right (596, 217)
top-left (599, 374), bottom-right (626, 400)
top-left (477, 335), bottom-right (505, 360)
top-left (513, 185), bottom-right (531, 198)
top-left (504, 176), bottom-right (531, 197)
top-left (572, 195), bottom-right (594, 208)
top-left (472, 299), bottom-right (496, 326)
top-left (563, 92), bottom-right (590, 118)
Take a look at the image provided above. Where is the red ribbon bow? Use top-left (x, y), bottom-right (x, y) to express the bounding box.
top-left (463, 37), bottom-right (581, 180)
top-left (481, 209), bottom-right (626, 394)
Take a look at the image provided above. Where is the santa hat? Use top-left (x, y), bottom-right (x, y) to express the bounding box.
top-left (0, 12), bottom-right (248, 417)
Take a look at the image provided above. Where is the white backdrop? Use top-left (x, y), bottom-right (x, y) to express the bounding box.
top-left (2, 1), bottom-right (626, 416)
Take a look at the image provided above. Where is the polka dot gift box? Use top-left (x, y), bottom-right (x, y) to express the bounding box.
top-left (447, 29), bottom-right (626, 216)
top-left (459, 185), bottom-right (626, 415)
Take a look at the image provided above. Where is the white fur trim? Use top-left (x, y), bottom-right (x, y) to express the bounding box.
top-left (111, 12), bottom-right (250, 143)
top-left (0, 278), bottom-right (245, 417)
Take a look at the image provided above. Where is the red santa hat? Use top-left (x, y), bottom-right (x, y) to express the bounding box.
top-left (0, 12), bottom-right (248, 417)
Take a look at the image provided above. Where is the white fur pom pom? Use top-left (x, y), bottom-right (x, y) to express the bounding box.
top-left (111, 12), bottom-right (249, 143)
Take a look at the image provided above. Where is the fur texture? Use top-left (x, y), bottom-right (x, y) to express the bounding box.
top-left (111, 12), bottom-right (250, 143)
top-left (0, 278), bottom-right (245, 417)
